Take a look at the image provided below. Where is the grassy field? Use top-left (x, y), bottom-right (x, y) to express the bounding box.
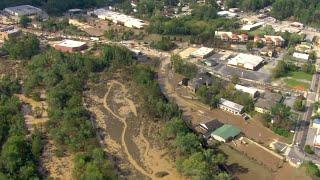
top-left (284, 79), bottom-right (310, 90)
top-left (219, 145), bottom-right (273, 180)
top-left (289, 71), bottom-right (313, 81)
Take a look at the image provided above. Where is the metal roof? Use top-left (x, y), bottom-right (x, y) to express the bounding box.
top-left (211, 124), bottom-right (240, 140)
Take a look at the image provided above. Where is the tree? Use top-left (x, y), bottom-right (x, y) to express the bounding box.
top-left (3, 33), bottom-right (40, 60)
top-left (162, 118), bottom-right (189, 140)
top-left (173, 133), bottom-right (201, 155)
top-left (246, 41), bottom-right (254, 51)
top-left (271, 103), bottom-right (291, 120)
top-left (19, 15), bottom-right (31, 28)
top-left (231, 74), bottom-right (239, 84)
top-left (293, 99), bottom-right (305, 111)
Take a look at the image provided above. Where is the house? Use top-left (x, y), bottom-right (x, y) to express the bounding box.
top-left (231, 33), bottom-right (239, 43)
top-left (313, 118), bottom-right (320, 129)
top-left (215, 31), bottom-right (248, 43)
top-left (263, 35), bottom-right (285, 47)
top-left (255, 92), bottom-right (283, 114)
top-left (235, 84), bottom-right (259, 98)
top-left (227, 53), bottom-right (264, 71)
top-left (240, 34), bottom-right (249, 42)
top-left (211, 124), bottom-right (241, 143)
top-left (53, 39), bottom-right (87, 53)
top-left (188, 73), bottom-right (212, 93)
top-left (254, 35), bottom-right (263, 43)
top-left (195, 119), bottom-right (224, 139)
top-left (219, 98), bottom-right (244, 115)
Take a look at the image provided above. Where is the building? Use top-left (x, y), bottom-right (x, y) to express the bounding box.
top-left (260, 47), bottom-right (275, 57)
top-left (217, 11), bottom-right (238, 18)
top-left (4, 5), bottom-right (43, 17)
top-left (53, 39), bottom-right (87, 53)
top-left (313, 118), bottom-right (320, 129)
top-left (241, 22), bottom-right (264, 31)
top-left (92, 8), bottom-right (146, 29)
top-left (215, 31), bottom-right (248, 43)
top-left (255, 92), bottom-right (283, 114)
top-left (195, 119), bottom-right (224, 139)
top-left (293, 52), bottom-right (309, 61)
top-left (263, 35), bottom-right (285, 47)
top-left (219, 98), bottom-right (244, 115)
top-left (211, 124), bottom-right (241, 143)
top-left (295, 42), bottom-right (312, 54)
top-left (190, 47), bottom-right (214, 59)
top-left (0, 25), bottom-right (20, 40)
top-left (227, 53), bottom-right (264, 71)
top-left (314, 135), bottom-right (320, 148)
top-left (178, 47), bottom-right (197, 59)
top-left (188, 73), bottom-right (212, 93)
top-left (235, 84), bottom-right (259, 98)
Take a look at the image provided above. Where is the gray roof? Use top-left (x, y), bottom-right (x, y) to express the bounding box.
top-left (255, 92), bottom-right (283, 110)
top-left (220, 98), bottom-right (244, 112)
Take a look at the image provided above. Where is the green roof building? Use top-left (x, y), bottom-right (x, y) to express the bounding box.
top-left (211, 124), bottom-right (240, 142)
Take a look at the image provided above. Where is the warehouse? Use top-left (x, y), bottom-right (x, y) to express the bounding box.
top-left (54, 39), bottom-right (87, 53)
top-left (228, 53), bottom-right (264, 70)
top-left (293, 52), bottom-right (309, 61)
top-left (190, 47), bottom-right (214, 59)
top-left (92, 9), bottom-right (145, 29)
top-left (211, 124), bottom-right (241, 143)
top-left (235, 84), bottom-right (259, 98)
top-left (4, 5), bottom-right (43, 17)
top-left (219, 98), bottom-right (244, 115)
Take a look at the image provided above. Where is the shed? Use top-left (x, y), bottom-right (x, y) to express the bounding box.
top-left (313, 118), bottom-right (320, 129)
top-left (211, 124), bottom-right (240, 142)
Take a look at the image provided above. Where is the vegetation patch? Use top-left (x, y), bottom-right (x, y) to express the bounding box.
top-left (289, 71), bottom-right (313, 81)
top-left (283, 79), bottom-right (310, 90)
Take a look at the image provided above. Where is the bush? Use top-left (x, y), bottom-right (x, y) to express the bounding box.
top-left (304, 145), bottom-right (315, 154)
top-left (272, 127), bottom-right (290, 137)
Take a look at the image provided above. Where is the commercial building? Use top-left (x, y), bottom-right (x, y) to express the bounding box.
top-left (92, 8), bottom-right (146, 29)
top-left (255, 92), bottom-right (283, 114)
top-left (217, 11), bottom-right (238, 18)
top-left (53, 39), bottom-right (87, 53)
top-left (4, 5), bottom-right (43, 17)
top-left (219, 98), bottom-right (244, 115)
top-left (313, 118), bottom-right (320, 129)
top-left (190, 47), bottom-right (214, 59)
top-left (227, 53), bottom-right (264, 71)
top-left (235, 84), bottom-right (259, 98)
top-left (211, 124), bottom-right (241, 143)
top-left (293, 52), bottom-right (309, 61)
top-left (241, 22), bottom-right (264, 31)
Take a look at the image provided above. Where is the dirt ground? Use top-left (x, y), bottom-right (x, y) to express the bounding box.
top-left (220, 144), bottom-right (310, 180)
top-left (86, 79), bottom-right (182, 179)
top-left (15, 93), bottom-right (73, 179)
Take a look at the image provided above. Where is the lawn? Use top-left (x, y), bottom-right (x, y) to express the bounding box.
top-left (289, 71), bottom-right (313, 81)
top-left (284, 79), bottom-right (310, 91)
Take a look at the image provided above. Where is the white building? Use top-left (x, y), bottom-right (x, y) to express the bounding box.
top-left (219, 98), bottom-right (244, 115)
top-left (217, 11), bottom-right (238, 18)
top-left (92, 8), bottom-right (145, 29)
top-left (228, 53), bottom-right (264, 70)
top-left (241, 22), bottom-right (265, 31)
top-left (235, 84), bottom-right (259, 98)
top-left (190, 47), bottom-right (214, 59)
top-left (4, 5), bottom-right (43, 17)
top-left (293, 52), bottom-right (309, 61)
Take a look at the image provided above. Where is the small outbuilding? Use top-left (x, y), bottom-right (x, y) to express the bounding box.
top-left (313, 118), bottom-right (320, 129)
top-left (211, 124), bottom-right (241, 143)
top-left (54, 39), bottom-right (87, 53)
